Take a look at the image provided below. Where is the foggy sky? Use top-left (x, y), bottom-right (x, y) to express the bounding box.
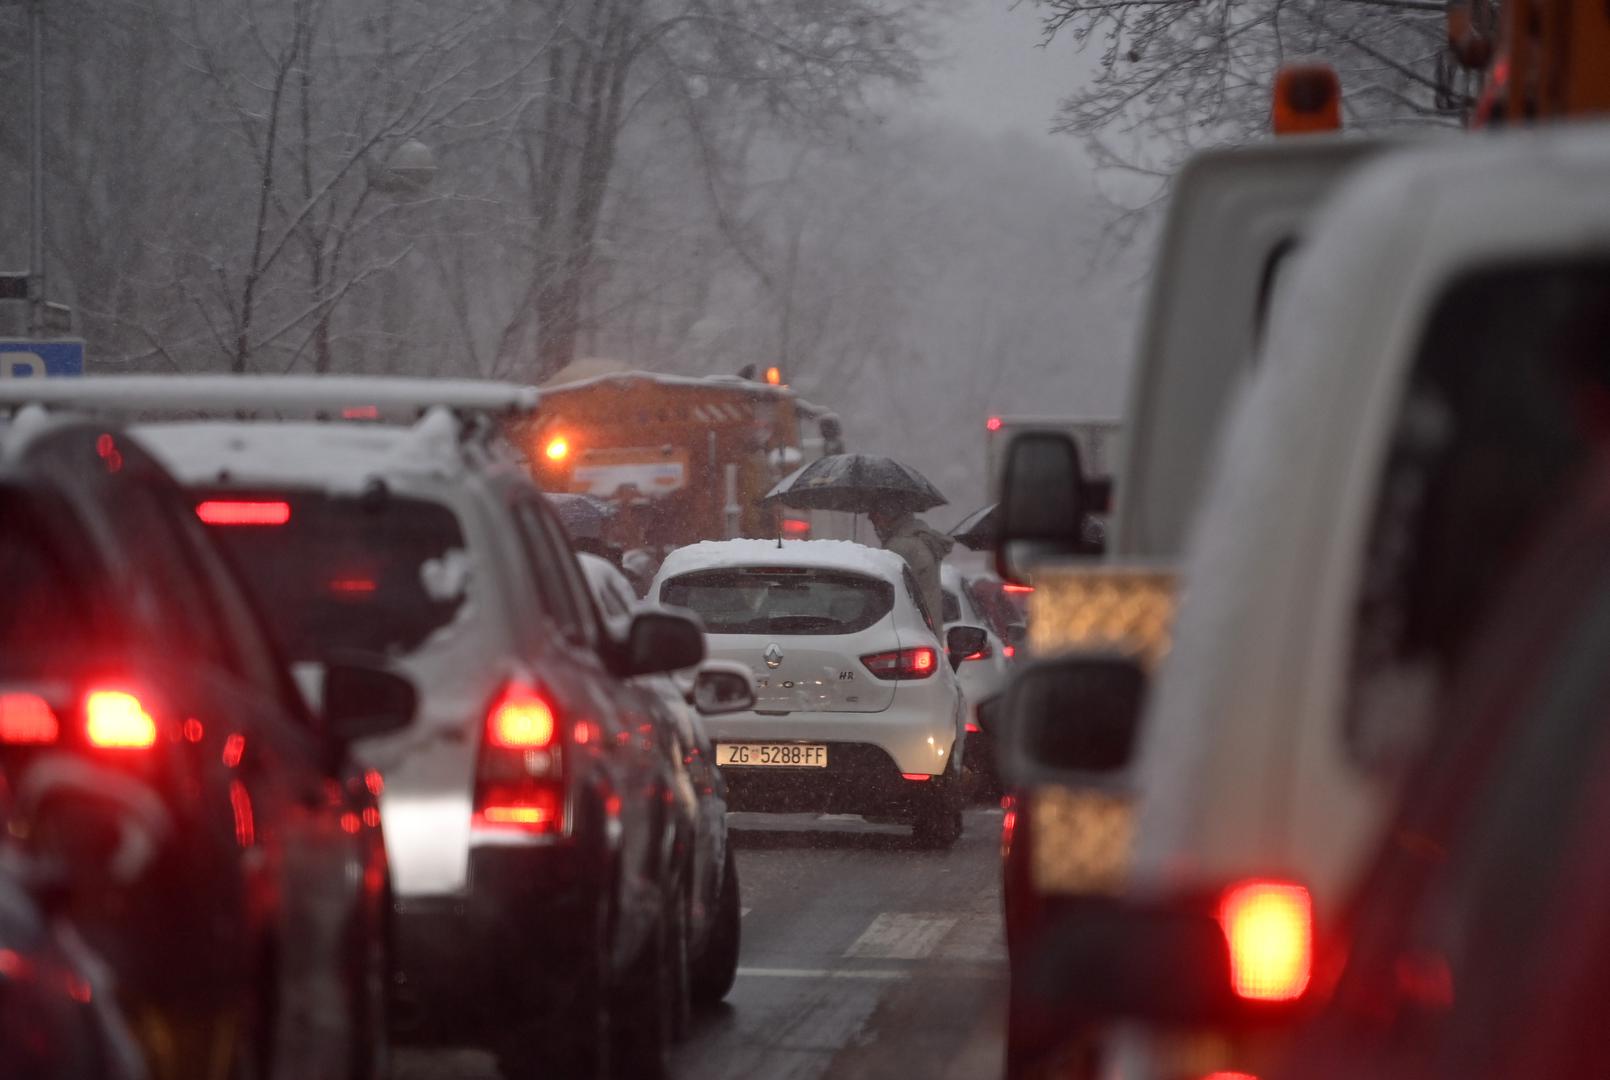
top-left (920, 1), bottom-right (1092, 160)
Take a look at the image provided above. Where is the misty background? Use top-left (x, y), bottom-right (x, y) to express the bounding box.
top-left (7, 0), bottom-right (1459, 517)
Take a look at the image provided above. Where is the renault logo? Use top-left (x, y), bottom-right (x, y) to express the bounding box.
top-left (763, 643), bottom-right (784, 669)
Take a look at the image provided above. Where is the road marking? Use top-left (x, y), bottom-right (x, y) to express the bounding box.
top-left (736, 967), bottom-right (909, 981)
top-left (844, 914), bottom-right (958, 960)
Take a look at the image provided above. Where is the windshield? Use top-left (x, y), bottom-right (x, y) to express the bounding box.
top-left (199, 491), bottom-right (472, 661)
top-left (660, 567), bottom-right (893, 635)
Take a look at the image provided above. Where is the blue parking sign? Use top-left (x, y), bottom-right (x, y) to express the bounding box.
top-left (0, 340), bottom-right (85, 377)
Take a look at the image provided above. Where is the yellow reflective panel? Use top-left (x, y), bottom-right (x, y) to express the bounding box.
top-left (1029, 785), bottom-right (1135, 896)
top-left (1027, 566), bottom-right (1179, 668)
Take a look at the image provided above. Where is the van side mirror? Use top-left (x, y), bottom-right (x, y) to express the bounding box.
top-left (996, 432), bottom-right (1089, 584)
top-left (945, 625), bottom-right (990, 670)
top-left (692, 661), bottom-right (756, 715)
top-left (1001, 655), bottom-right (1146, 782)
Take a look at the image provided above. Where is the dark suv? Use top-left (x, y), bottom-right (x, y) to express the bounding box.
top-left (0, 412), bottom-right (409, 1080)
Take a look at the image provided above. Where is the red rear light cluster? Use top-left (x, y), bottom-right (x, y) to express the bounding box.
top-left (486, 685), bottom-right (557, 749)
top-left (473, 680), bottom-right (565, 834)
top-left (860, 646), bottom-right (938, 680)
top-left (0, 693), bottom-right (60, 746)
top-left (1217, 879), bottom-right (1313, 1003)
top-left (0, 688), bottom-right (159, 751)
top-left (960, 642), bottom-right (992, 662)
top-left (84, 691), bottom-right (158, 749)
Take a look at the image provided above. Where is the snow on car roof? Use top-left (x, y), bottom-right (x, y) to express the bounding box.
top-left (654, 539), bottom-right (908, 587)
top-left (133, 409), bottom-right (470, 492)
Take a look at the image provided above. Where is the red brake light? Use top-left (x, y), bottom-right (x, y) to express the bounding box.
top-left (341, 405), bottom-right (380, 420)
top-left (487, 684), bottom-right (557, 749)
top-left (1003, 644), bottom-right (1017, 659)
top-left (328, 577), bottom-right (377, 596)
top-left (196, 500), bottom-right (291, 527)
top-left (0, 693), bottom-right (59, 745)
top-left (781, 518), bottom-right (811, 536)
top-left (475, 681), bottom-right (564, 834)
top-left (84, 690), bottom-right (158, 749)
top-left (860, 646), bottom-right (939, 680)
top-left (965, 721), bottom-right (981, 734)
top-left (476, 786), bottom-right (563, 828)
top-left (900, 772), bottom-right (931, 782)
top-left (1218, 880), bottom-right (1313, 1002)
top-left (1003, 584), bottom-right (1034, 594)
top-left (986, 416), bottom-right (1003, 432)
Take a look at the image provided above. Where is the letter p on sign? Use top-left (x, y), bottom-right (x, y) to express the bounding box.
top-left (1, 352), bottom-right (47, 378)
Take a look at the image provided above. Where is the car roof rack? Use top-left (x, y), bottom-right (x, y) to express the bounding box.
top-left (0, 375), bottom-right (540, 420)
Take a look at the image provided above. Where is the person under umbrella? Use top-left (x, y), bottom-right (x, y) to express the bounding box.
top-left (868, 504), bottom-right (953, 634)
top-left (762, 452), bottom-right (952, 631)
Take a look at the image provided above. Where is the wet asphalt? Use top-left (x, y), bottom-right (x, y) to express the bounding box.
top-left (394, 806), bottom-right (1008, 1079)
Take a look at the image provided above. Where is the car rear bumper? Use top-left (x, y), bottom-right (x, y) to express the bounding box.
top-left (719, 742), bottom-right (945, 818)
top-left (390, 843), bottom-right (595, 1047)
top-left (703, 706), bottom-right (956, 775)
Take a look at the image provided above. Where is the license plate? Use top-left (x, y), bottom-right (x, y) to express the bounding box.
top-left (717, 743), bottom-right (828, 768)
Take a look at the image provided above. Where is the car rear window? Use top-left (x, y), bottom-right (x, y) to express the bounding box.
top-left (198, 491), bottom-right (472, 661)
top-left (941, 589), bottom-right (962, 624)
top-left (660, 567), bottom-right (893, 636)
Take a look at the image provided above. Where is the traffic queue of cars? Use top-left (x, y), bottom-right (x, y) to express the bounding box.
top-left (990, 113), bottom-right (1610, 1079)
top-left (0, 377), bottom-right (766, 1080)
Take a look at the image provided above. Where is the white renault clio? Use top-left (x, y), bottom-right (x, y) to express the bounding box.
top-left (651, 540), bottom-right (985, 848)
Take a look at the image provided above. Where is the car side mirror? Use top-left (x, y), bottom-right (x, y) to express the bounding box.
top-left (945, 625), bottom-right (990, 670)
top-left (622, 609), bottom-right (706, 676)
top-left (1001, 654), bottom-right (1147, 783)
top-left (323, 661), bottom-right (418, 744)
top-left (691, 661), bottom-right (756, 715)
top-left (996, 432), bottom-right (1090, 584)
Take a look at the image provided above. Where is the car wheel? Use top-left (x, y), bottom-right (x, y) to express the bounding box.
top-left (690, 845), bottom-right (740, 1007)
top-left (668, 888), bottom-right (693, 1041)
top-left (498, 893), bottom-right (611, 1080)
top-left (348, 899), bottom-right (391, 1080)
top-left (912, 763), bottom-right (965, 850)
top-left (228, 963), bottom-right (274, 1080)
top-left (608, 905), bottom-right (674, 1080)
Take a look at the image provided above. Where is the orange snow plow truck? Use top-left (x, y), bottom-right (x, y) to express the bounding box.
top-left (521, 360), bottom-right (843, 551)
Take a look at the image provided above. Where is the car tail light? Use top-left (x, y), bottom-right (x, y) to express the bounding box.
top-left (1003, 644), bottom-right (1016, 659)
top-left (1217, 880), bottom-right (1313, 1002)
top-left (0, 693), bottom-right (60, 746)
top-left (960, 641), bottom-right (992, 662)
top-left (84, 690), bottom-right (158, 749)
top-left (196, 500), bottom-right (291, 526)
top-left (486, 684), bottom-right (557, 749)
top-left (860, 647), bottom-right (938, 680)
top-left (900, 772), bottom-right (931, 782)
top-left (474, 680), bottom-right (564, 834)
top-left (781, 518), bottom-right (811, 536)
top-left (965, 721), bottom-right (981, 734)
top-left (1003, 584), bottom-right (1034, 595)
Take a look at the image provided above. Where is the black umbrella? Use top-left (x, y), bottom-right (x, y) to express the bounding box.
top-left (760, 453), bottom-right (947, 515)
top-left (546, 493), bottom-right (613, 540)
top-left (949, 503), bottom-right (997, 551)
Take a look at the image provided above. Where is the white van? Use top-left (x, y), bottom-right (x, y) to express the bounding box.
top-left (1085, 123), bottom-right (1610, 1080)
top-left (996, 135), bottom-right (1396, 1078)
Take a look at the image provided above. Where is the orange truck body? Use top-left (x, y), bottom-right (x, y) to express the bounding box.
top-left (522, 369), bottom-right (811, 551)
